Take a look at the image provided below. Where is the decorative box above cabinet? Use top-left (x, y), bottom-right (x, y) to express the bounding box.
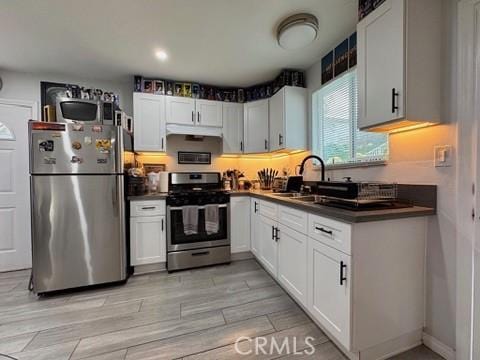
top-left (133, 93), bottom-right (166, 152)
top-left (269, 86), bottom-right (307, 151)
top-left (357, 0), bottom-right (442, 132)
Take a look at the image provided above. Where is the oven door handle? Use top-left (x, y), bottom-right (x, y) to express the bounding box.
top-left (168, 204), bottom-right (228, 211)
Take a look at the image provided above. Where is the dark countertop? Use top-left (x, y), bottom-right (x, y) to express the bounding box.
top-left (128, 189), bottom-right (435, 223)
top-left (229, 190), bottom-right (435, 223)
top-left (128, 193), bottom-right (168, 201)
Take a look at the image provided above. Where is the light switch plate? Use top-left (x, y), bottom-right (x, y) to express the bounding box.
top-left (434, 145), bottom-right (453, 167)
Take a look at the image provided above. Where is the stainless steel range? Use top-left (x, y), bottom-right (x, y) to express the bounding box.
top-left (166, 172), bottom-right (230, 271)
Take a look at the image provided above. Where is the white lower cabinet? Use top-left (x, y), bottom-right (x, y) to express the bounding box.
top-left (230, 197), bottom-right (251, 253)
top-left (308, 237), bottom-right (351, 349)
top-left (130, 200), bottom-right (166, 266)
top-left (277, 223), bottom-right (308, 306)
top-left (258, 214), bottom-right (278, 276)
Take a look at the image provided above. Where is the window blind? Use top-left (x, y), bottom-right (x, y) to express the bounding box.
top-left (313, 70), bottom-right (388, 165)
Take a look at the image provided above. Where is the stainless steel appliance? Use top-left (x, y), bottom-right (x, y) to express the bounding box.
top-left (29, 121), bottom-right (132, 294)
top-left (272, 175), bottom-right (303, 193)
top-left (55, 97), bottom-right (117, 124)
top-left (166, 172), bottom-right (230, 271)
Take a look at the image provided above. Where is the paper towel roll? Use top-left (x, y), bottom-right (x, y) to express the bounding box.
top-left (159, 172), bottom-right (169, 193)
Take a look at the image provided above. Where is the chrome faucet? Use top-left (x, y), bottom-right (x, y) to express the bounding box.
top-left (298, 155), bottom-right (325, 181)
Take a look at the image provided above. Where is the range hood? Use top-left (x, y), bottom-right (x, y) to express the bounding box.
top-left (166, 124), bottom-right (223, 138)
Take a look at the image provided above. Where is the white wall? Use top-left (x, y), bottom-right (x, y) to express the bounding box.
top-left (0, 69), bottom-right (134, 116)
top-left (306, 0), bottom-right (458, 350)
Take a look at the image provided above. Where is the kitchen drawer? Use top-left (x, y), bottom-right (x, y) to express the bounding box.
top-left (278, 205), bottom-right (307, 234)
top-left (308, 214), bottom-right (352, 255)
top-left (258, 200), bottom-right (278, 220)
top-left (130, 200), bottom-right (166, 217)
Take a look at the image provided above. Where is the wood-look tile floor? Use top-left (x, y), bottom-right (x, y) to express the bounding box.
top-left (0, 259), bottom-right (444, 360)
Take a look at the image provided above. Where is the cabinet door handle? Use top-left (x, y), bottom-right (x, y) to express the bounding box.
top-left (391, 88), bottom-right (399, 113)
top-left (161, 218), bottom-right (164, 231)
top-left (197, 111), bottom-right (200, 123)
top-left (279, 134), bottom-right (283, 146)
top-left (141, 206), bottom-right (156, 210)
top-left (340, 261), bottom-right (347, 285)
top-left (240, 141), bottom-right (243, 152)
top-left (315, 226), bottom-right (333, 235)
top-left (254, 202), bottom-right (258, 213)
top-left (192, 111), bottom-right (195, 123)
top-left (271, 225), bottom-right (275, 240)
top-left (275, 227), bottom-right (280, 241)
top-left (264, 139), bottom-right (268, 150)
top-left (161, 137), bottom-right (164, 150)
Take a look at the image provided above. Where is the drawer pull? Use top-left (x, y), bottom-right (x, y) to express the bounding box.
top-left (340, 261), bottom-right (347, 285)
top-left (192, 251), bottom-right (210, 257)
top-left (315, 226), bottom-right (333, 235)
top-left (141, 206), bottom-right (156, 210)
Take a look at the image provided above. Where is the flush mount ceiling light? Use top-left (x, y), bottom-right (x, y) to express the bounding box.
top-left (277, 13), bottom-right (319, 50)
top-left (155, 50), bottom-right (168, 61)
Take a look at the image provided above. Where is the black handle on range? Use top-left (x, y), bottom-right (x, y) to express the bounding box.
top-left (315, 226), bottom-right (333, 235)
top-left (254, 202), bottom-right (258, 213)
top-left (391, 88), bottom-right (399, 113)
top-left (192, 251), bottom-right (210, 256)
top-left (340, 261), bottom-right (347, 285)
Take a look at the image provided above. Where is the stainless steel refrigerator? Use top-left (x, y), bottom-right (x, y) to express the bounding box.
top-left (29, 122), bottom-right (132, 294)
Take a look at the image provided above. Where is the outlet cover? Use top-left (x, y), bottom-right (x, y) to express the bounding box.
top-left (434, 145), bottom-right (453, 167)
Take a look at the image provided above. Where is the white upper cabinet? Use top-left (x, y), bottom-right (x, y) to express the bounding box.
top-left (244, 99), bottom-right (269, 153)
top-left (357, 0), bottom-right (442, 132)
top-left (269, 86), bottom-right (307, 152)
top-left (166, 96), bottom-right (222, 128)
top-left (196, 99), bottom-right (223, 127)
top-left (222, 102), bottom-right (244, 154)
top-left (133, 93), bottom-right (166, 152)
top-left (165, 96), bottom-right (196, 125)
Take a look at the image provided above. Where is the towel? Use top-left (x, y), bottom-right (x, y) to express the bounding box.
top-left (182, 206), bottom-right (199, 235)
top-left (205, 204), bottom-right (219, 235)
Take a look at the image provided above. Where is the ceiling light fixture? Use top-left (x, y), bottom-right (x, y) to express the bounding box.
top-left (277, 13), bottom-right (319, 50)
top-left (155, 50), bottom-right (168, 61)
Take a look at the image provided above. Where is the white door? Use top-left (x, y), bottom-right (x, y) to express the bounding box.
top-left (269, 89), bottom-right (285, 152)
top-left (277, 224), bottom-right (307, 306)
top-left (244, 99), bottom-right (269, 153)
top-left (250, 199), bottom-right (260, 257)
top-left (222, 102), bottom-right (244, 153)
top-left (130, 215), bottom-right (166, 266)
top-left (308, 237), bottom-right (351, 349)
top-left (258, 215), bottom-right (278, 277)
top-left (230, 197), bottom-right (250, 253)
top-left (196, 100), bottom-right (222, 127)
top-left (0, 100), bottom-right (37, 271)
top-left (133, 93), bottom-right (166, 152)
top-left (357, 0), bottom-right (405, 130)
top-left (165, 96), bottom-right (196, 125)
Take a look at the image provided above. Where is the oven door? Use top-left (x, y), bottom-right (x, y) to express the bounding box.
top-left (167, 204), bottom-right (230, 251)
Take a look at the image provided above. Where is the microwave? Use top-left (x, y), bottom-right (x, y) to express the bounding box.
top-left (56, 97), bottom-right (116, 124)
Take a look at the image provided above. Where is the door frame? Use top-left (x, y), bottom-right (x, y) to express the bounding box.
top-left (457, 2), bottom-right (480, 359)
top-left (0, 97), bottom-right (38, 271)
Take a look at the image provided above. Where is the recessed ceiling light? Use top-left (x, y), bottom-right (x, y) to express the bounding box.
top-left (155, 50), bottom-right (168, 61)
top-left (277, 13), bottom-right (319, 50)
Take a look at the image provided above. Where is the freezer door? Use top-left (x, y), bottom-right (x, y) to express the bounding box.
top-left (29, 122), bottom-right (120, 174)
top-left (31, 175), bottom-right (126, 293)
